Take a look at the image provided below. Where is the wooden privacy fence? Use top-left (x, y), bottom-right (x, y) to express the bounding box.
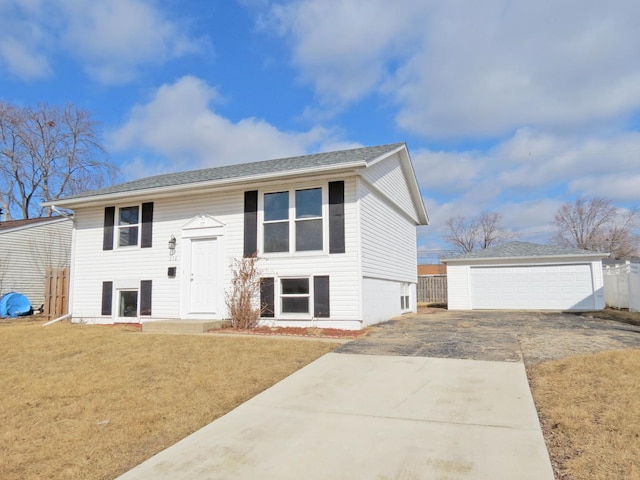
top-left (44, 267), bottom-right (69, 320)
top-left (418, 276), bottom-right (447, 304)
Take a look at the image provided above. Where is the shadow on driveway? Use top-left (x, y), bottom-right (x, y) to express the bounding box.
top-left (337, 309), bottom-right (640, 364)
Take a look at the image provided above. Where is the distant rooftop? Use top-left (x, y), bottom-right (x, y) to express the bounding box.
top-left (442, 241), bottom-right (607, 261)
top-left (0, 216), bottom-right (69, 232)
top-left (57, 143), bottom-right (405, 202)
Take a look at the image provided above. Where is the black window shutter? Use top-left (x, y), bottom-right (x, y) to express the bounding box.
top-left (314, 276), bottom-right (330, 318)
top-left (141, 202), bottom-right (154, 248)
top-left (260, 277), bottom-right (275, 318)
top-left (328, 181), bottom-right (345, 254)
top-left (101, 281), bottom-right (113, 316)
top-left (140, 280), bottom-right (152, 316)
top-left (244, 191), bottom-right (258, 257)
top-left (103, 207), bottom-right (115, 251)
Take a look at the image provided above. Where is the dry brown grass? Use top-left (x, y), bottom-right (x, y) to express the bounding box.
top-left (528, 349), bottom-right (640, 480)
top-left (0, 318), bottom-right (338, 480)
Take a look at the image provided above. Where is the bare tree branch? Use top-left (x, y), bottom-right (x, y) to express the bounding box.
top-left (552, 197), bottom-right (639, 258)
top-left (0, 102), bottom-right (118, 219)
top-left (445, 211), bottom-right (516, 254)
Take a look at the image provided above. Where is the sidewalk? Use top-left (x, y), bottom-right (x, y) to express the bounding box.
top-left (117, 353), bottom-right (554, 479)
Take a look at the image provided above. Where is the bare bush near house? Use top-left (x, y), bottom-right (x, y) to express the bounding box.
top-left (444, 211), bottom-right (517, 254)
top-left (552, 197), bottom-right (640, 258)
top-left (225, 255), bottom-right (263, 329)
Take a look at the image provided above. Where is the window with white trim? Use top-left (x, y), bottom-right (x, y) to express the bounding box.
top-left (401, 283), bottom-right (410, 311)
top-left (119, 289), bottom-right (138, 317)
top-left (263, 187), bottom-right (324, 253)
top-left (280, 278), bottom-right (310, 314)
top-left (117, 206), bottom-right (139, 247)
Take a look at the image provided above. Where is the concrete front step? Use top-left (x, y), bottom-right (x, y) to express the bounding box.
top-left (142, 320), bottom-right (223, 334)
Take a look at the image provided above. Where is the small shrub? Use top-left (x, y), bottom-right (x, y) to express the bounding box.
top-left (225, 255), bottom-right (263, 329)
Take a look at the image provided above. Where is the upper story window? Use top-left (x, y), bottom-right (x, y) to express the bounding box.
top-left (118, 206), bottom-right (139, 247)
top-left (103, 202), bottom-right (153, 251)
top-left (263, 187), bottom-right (323, 253)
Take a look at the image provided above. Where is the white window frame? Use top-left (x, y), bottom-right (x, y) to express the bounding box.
top-left (278, 276), bottom-right (313, 318)
top-left (117, 288), bottom-right (139, 319)
top-left (400, 283), bottom-right (411, 312)
top-left (260, 186), bottom-right (327, 255)
top-left (116, 204), bottom-right (141, 248)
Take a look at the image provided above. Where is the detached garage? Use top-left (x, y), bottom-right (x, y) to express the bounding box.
top-left (443, 242), bottom-right (607, 311)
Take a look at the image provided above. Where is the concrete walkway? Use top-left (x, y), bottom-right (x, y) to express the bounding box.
top-left (118, 353), bottom-right (553, 479)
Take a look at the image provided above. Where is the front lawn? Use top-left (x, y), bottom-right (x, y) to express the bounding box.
top-left (528, 349), bottom-right (640, 479)
top-left (0, 319), bottom-right (338, 480)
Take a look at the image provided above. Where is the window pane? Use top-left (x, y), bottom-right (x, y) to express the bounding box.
top-left (296, 219), bottom-right (323, 251)
top-left (119, 291), bottom-right (138, 317)
top-left (264, 222), bottom-right (289, 252)
top-left (281, 278), bottom-right (309, 294)
top-left (296, 188), bottom-right (322, 219)
top-left (119, 226), bottom-right (139, 247)
top-left (119, 206), bottom-right (139, 225)
top-left (282, 297), bottom-right (309, 313)
top-left (264, 191), bottom-right (289, 221)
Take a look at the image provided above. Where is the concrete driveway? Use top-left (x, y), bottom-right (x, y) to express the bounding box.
top-left (118, 353), bottom-right (553, 480)
top-left (112, 310), bottom-right (627, 479)
top-left (338, 309), bottom-right (640, 364)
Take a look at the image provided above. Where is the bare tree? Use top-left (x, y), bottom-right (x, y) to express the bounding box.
top-left (552, 197), bottom-right (639, 258)
top-left (0, 102), bottom-right (118, 219)
top-left (445, 211), bottom-right (516, 254)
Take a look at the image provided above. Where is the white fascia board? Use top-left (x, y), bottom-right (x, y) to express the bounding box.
top-left (43, 161), bottom-right (366, 209)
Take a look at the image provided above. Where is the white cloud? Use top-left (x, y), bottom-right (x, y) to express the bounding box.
top-left (0, 0), bottom-right (207, 85)
top-left (264, 0), bottom-right (640, 138)
top-left (109, 76), bottom-right (342, 176)
top-left (0, 36), bottom-right (51, 80)
top-left (0, 1), bottom-right (52, 80)
top-left (59, 0), bottom-right (207, 84)
top-left (412, 127), bottom-right (640, 248)
top-left (264, 0), bottom-right (428, 105)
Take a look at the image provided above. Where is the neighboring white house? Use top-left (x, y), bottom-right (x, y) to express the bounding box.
top-left (0, 216), bottom-right (73, 308)
top-left (43, 143), bottom-right (429, 330)
top-left (443, 242), bottom-right (607, 311)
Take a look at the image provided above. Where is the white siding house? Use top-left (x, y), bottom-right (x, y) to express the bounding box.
top-left (44, 143), bottom-right (428, 329)
top-left (443, 242), bottom-right (607, 311)
top-left (0, 217), bottom-right (72, 307)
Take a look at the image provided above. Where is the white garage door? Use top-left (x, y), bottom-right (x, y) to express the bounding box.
top-left (470, 264), bottom-right (595, 310)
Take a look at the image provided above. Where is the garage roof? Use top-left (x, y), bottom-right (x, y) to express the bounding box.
top-left (442, 241), bottom-right (609, 262)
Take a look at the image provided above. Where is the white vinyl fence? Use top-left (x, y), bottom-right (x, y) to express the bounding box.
top-left (603, 261), bottom-right (640, 312)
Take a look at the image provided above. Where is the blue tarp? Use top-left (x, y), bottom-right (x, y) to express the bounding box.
top-left (0, 292), bottom-right (33, 318)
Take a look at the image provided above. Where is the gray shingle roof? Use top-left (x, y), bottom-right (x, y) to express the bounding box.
top-left (443, 241), bottom-right (606, 261)
top-left (58, 143), bottom-right (405, 202)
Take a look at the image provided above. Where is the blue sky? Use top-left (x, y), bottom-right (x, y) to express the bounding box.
top-left (2, 0), bottom-right (639, 262)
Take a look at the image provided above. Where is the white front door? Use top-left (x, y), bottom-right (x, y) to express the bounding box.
top-left (189, 237), bottom-right (218, 313)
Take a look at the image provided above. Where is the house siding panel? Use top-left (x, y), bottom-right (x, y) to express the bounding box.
top-left (359, 180), bottom-right (417, 283)
top-left (360, 152), bottom-right (418, 223)
top-left (70, 177), bottom-right (362, 326)
top-left (0, 219), bottom-right (72, 307)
